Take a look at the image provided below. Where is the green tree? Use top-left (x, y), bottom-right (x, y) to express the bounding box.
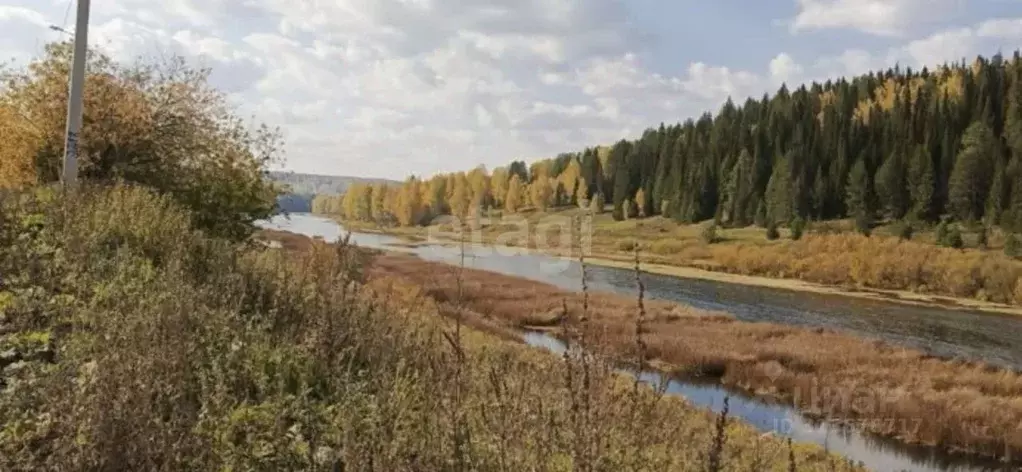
top-left (907, 146), bottom-right (935, 221)
top-left (701, 222), bottom-right (719, 244)
top-left (875, 152), bottom-right (908, 219)
top-left (790, 217), bottom-right (806, 241)
top-left (845, 159), bottom-right (874, 226)
top-left (765, 156), bottom-right (792, 225)
top-left (949, 122), bottom-right (996, 222)
top-left (1005, 233), bottom-right (1022, 258)
top-left (765, 219), bottom-right (780, 240)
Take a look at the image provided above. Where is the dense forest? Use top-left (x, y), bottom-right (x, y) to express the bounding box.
top-left (320, 51), bottom-right (1022, 234)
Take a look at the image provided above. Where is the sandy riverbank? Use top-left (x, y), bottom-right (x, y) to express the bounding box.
top-left (579, 254), bottom-right (1022, 317)
top-left (389, 232), bottom-right (1022, 317)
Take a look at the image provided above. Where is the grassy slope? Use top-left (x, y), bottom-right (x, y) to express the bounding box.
top-left (338, 207), bottom-right (1022, 313)
top-left (0, 186), bottom-right (860, 471)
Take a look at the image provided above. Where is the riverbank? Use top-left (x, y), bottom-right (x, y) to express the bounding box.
top-left (332, 213), bottom-right (1022, 318)
top-left (357, 246), bottom-right (1022, 463)
top-left (1, 187), bottom-right (863, 472)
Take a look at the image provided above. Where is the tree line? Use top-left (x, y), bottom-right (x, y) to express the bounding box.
top-left (321, 51), bottom-right (1022, 233)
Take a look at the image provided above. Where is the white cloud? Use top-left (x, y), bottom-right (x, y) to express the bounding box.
top-left (172, 30), bottom-right (244, 63)
top-left (0, 0), bottom-right (1018, 179)
top-left (791, 0), bottom-right (960, 36)
top-left (899, 27), bottom-right (978, 66)
top-left (977, 18), bottom-right (1022, 40)
top-left (0, 5), bottom-right (47, 28)
top-left (769, 53), bottom-right (803, 86)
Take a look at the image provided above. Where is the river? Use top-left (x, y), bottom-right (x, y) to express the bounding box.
top-left (260, 213), bottom-right (1019, 472)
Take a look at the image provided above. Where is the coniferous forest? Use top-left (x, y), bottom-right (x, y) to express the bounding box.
top-left (319, 51), bottom-right (1022, 234)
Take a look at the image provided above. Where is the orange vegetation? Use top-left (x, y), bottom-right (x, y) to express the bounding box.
top-left (369, 250), bottom-right (1022, 461)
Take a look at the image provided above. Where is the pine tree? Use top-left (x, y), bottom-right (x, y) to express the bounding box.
top-left (723, 149), bottom-right (755, 225)
top-left (754, 201), bottom-right (768, 227)
top-left (845, 158), bottom-right (873, 223)
top-left (875, 152), bottom-right (908, 219)
top-left (765, 156), bottom-right (792, 224)
top-left (949, 122), bottom-right (996, 222)
top-left (986, 163), bottom-right (1006, 225)
top-left (1005, 65), bottom-right (1022, 157)
top-left (907, 145), bottom-right (935, 221)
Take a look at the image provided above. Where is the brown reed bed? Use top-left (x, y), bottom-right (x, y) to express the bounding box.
top-left (368, 250), bottom-right (1022, 462)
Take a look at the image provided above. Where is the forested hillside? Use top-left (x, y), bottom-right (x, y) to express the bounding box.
top-left (271, 171), bottom-right (395, 212)
top-left (323, 51), bottom-right (1022, 233)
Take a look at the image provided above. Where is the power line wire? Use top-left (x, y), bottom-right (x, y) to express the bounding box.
top-left (61, 0), bottom-right (74, 31)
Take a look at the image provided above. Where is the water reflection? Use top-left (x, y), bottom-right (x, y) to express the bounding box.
top-left (261, 213), bottom-right (1022, 371)
top-left (522, 332), bottom-right (1007, 472)
top-left (259, 214), bottom-right (1020, 471)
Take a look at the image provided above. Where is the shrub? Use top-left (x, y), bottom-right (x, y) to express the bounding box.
top-left (617, 239), bottom-right (638, 251)
top-left (611, 207), bottom-right (624, 221)
top-left (624, 199), bottom-right (639, 219)
top-left (854, 213), bottom-right (872, 237)
top-left (891, 221), bottom-right (914, 241)
top-left (0, 42), bottom-right (280, 240)
top-left (765, 220), bottom-right (780, 241)
top-left (790, 217), bottom-right (806, 241)
top-left (936, 220), bottom-right (950, 244)
top-left (700, 222), bottom-right (719, 244)
top-left (945, 226), bottom-right (965, 249)
top-left (1006, 234), bottom-right (1022, 258)
top-left (650, 239), bottom-right (689, 255)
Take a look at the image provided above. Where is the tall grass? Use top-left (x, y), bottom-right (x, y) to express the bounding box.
top-left (710, 232), bottom-right (1022, 304)
top-left (372, 250), bottom-right (1022, 461)
top-left (0, 185), bottom-right (861, 470)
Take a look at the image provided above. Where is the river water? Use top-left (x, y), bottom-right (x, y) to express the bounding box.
top-left (259, 213), bottom-right (1020, 472)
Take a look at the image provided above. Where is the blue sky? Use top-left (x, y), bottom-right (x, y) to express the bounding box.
top-left (1, 0), bottom-right (1020, 179)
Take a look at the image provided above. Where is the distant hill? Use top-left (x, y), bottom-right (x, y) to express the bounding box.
top-left (269, 171), bottom-right (397, 213)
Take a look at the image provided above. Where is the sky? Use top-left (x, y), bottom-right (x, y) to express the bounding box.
top-left (0, 1), bottom-right (1020, 180)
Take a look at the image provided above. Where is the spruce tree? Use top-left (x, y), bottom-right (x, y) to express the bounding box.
top-left (765, 156), bottom-right (792, 224)
top-left (754, 201), bottom-right (768, 227)
top-left (907, 145), bottom-right (935, 221)
top-left (875, 152), bottom-right (908, 219)
top-left (949, 122), bottom-right (996, 222)
top-left (845, 159), bottom-right (873, 222)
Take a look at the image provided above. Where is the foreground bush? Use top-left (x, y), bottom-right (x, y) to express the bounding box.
top-left (0, 186), bottom-right (859, 471)
top-left (0, 41), bottom-right (280, 240)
